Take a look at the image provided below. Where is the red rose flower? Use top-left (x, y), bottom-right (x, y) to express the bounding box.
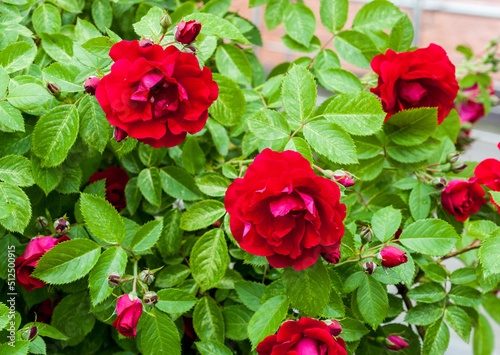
top-left (95, 40), bottom-right (218, 148)
top-left (15, 235), bottom-right (70, 291)
top-left (225, 149), bottom-right (346, 271)
top-left (475, 158), bottom-right (500, 191)
top-left (89, 167), bottom-right (129, 210)
top-left (175, 21), bottom-right (202, 44)
top-left (457, 84), bottom-right (494, 124)
top-left (34, 297), bottom-right (61, 323)
top-left (441, 178), bottom-right (487, 221)
top-left (385, 335), bottom-right (409, 351)
top-left (379, 246), bottom-right (408, 268)
top-left (112, 294), bottom-right (143, 337)
top-left (370, 44), bottom-right (459, 124)
top-left (256, 318), bottom-right (347, 355)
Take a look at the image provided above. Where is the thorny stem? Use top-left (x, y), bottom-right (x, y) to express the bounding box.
top-left (438, 240), bottom-right (481, 262)
top-left (396, 283), bottom-right (426, 340)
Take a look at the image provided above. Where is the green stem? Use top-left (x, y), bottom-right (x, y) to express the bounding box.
top-left (132, 260), bottom-right (138, 295)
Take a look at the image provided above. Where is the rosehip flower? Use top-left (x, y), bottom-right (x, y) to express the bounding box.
top-left (175, 20), bottom-right (201, 44)
top-left (15, 236), bottom-right (70, 291)
top-left (394, 229), bottom-right (402, 240)
top-left (47, 83), bottom-right (59, 95)
top-left (89, 167), bottom-right (129, 210)
top-left (84, 76), bottom-right (100, 95)
top-left (475, 158), bottom-right (500, 191)
top-left (441, 178), bottom-right (487, 221)
top-left (379, 246), bottom-right (408, 268)
top-left (113, 126), bottom-right (128, 143)
top-left (95, 40), bottom-right (218, 148)
top-left (385, 335), bottom-right (409, 351)
top-left (225, 149), bottom-right (346, 271)
top-left (257, 318), bottom-right (347, 355)
top-left (370, 44), bottom-right (459, 124)
top-left (112, 294), bottom-right (143, 337)
top-left (327, 320), bottom-right (342, 336)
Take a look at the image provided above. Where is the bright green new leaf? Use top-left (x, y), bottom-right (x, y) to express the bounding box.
top-left (88, 247), bottom-right (127, 306)
top-left (215, 44), bottom-right (252, 86)
top-left (320, 0), bottom-right (348, 33)
top-left (7, 83), bottom-right (52, 111)
top-left (444, 306), bottom-right (471, 343)
top-left (156, 289), bottom-right (198, 315)
top-left (282, 65), bottom-right (317, 123)
top-left (357, 274), bottom-right (388, 329)
top-left (247, 109), bottom-right (290, 140)
top-left (399, 219), bottom-right (460, 256)
top-left (32, 4), bottom-right (61, 35)
top-left (316, 68), bottom-right (363, 94)
top-left (133, 7), bottom-right (163, 38)
top-left (0, 101), bottom-right (24, 133)
top-left (78, 95), bottom-right (111, 153)
top-left (180, 200), bottom-right (226, 231)
top-left (91, 0), bottom-right (112, 32)
top-left (480, 228), bottom-right (500, 276)
top-left (80, 193), bottom-right (125, 244)
top-left (209, 74), bottom-right (245, 126)
top-left (372, 206), bottom-right (401, 242)
top-left (283, 3), bottom-right (316, 47)
top-left (422, 319), bottom-right (450, 355)
top-left (0, 182), bottom-right (31, 233)
top-left (185, 13), bottom-right (250, 44)
top-left (0, 155), bottom-right (33, 187)
top-left (0, 42), bottom-right (36, 73)
top-left (40, 32), bottom-right (74, 64)
top-left (139, 309), bottom-right (181, 355)
top-left (130, 219), bottom-right (163, 252)
top-left (248, 295), bottom-right (289, 348)
top-left (386, 108), bottom-right (438, 146)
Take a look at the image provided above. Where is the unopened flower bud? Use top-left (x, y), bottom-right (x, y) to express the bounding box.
top-left (160, 13), bottom-right (172, 33)
top-left (461, 121), bottom-right (473, 131)
top-left (431, 177), bottom-right (447, 189)
top-left (327, 320), bottom-right (342, 336)
top-left (360, 227), bottom-right (373, 244)
top-left (35, 216), bottom-right (49, 231)
top-left (139, 39), bottom-right (153, 48)
top-left (53, 218), bottom-right (69, 235)
top-left (362, 261), bottom-right (378, 275)
top-left (139, 270), bottom-right (155, 285)
top-left (451, 163), bottom-right (467, 173)
top-left (114, 126), bottom-right (128, 142)
top-left (175, 21), bottom-right (201, 44)
top-left (378, 246), bottom-right (408, 268)
top-left (21, 325), bottom-right (38, 341)
top-left (446, 152), bottom-right (460, 164)
top-left (107, 273), bottom-right (121, 288)
top-left (183, 46), bottom-right (197, 53)
top-left (321, 249), bottom-right (340, 264)
top-left (385, 335), bottom-right (409, 351)
top-left (47, 83), bottom-right (60, 95)
top-left (332, 170), bottom-right (355, 187)
top-left (84, 76), bottom-right (100, 95)
top-left (143, 291), bottom-right (158, 306)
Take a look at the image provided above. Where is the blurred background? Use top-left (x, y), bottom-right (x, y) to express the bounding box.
top-left (227, 0), bottom-right (500, 353)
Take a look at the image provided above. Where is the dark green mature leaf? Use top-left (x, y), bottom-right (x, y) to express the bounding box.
top-left (303, 118), bottom-right (357, 164)
top-left (281, 35), bottom-right (321, 53)
top-left (180, 200), bottom-right (226, 231)
top-left (47, 0), bottom-right (84, 13)
top-left (195, 341), bottom-right (232, 355)
top-left (182, 137), bottom-right (206, 175)
top-left (0, 182), bottom-right (30, 233)
top-left (193, 297), bottom-right (225, 343)
top-left (480, 228), bottom-right (500, 277)
top-left (40, 32), bottom-right (74, 64)
top-left (265, 0), bottom-right (289, 30)
top-left (196, 173), bottom-right (230, 197)
top-left (0, 155), bottom-right (33, 187)
top-left (408, 282), bottom-right (446, 303)
top-left (435, 109), bottom-right (460, 143)
top-left (386, 137), bottom-right (441, 163)
top-left (215, 44), bottom-right (252, 86)
top-left (283, 3), bottom-right (316, 46)
top-left (450, 267), bottom-right (476, 285)
top-left (316, 68), bottom-right (362, 94)
top-left (473, 314), bottom-right (494, 355)
top-left (372, 206), bottom-right (401, 242)
top-left (282, 260), bottom-right (330, 317)
top-left (31, 155), bottom-right (62, 196)
top-left (0, 42), bottom-right (36, 73)
top-left (206, 118), bottom-right (229, 156)
top-left (338, 318), bottom-right (370, 342)
top-left (248, 295), bottom-right (289, 348)
top-left (33, 239), bottom-right (101, 284)
top-left (139, 309), bottom-right (181, 355)
top-left (405, 303), bottom-right (444, 326)
top-left (191, 229), bottom-right (229, 291)
top-left (386, 108), bottom-right (438, 146)
top-left (320, 0), bottom-right (348, 33)
top-left (80, 193), bottom-right (125, 244)
top-left (88, 247), bottom-right (127, 306)
top-left (157, 209), bottom-right (183, 257)
top-left (156, 289), bottom-right (198, 315)
top-left (357, 274), bottom-right (388, 329)
top-left (409, 181), bottom-right (434, 220)
top-left (7, 83), bottom-right (52, 110)
top-left (32, 4), bottom-right (61, 35)
top-left (0, 101), bottom-right (24, 133)
top-left (131, 219), bottom-right (163, 252)
top-left (155, 264), bottom-right (191, 288)
top-left (235, 280), bottom-right (266, 312)
top-left (282, 64), bottom-right (316, 123)
top-left (185, 13), bottom-right (250, 44)
top-left (138, 167), bottom-right (162, 207)
top-left (32, 105), bottom-right (79, 167)
top-left (78, 95), bottom-right (110, 153)
top-left (223, 305), bottom-right (253, 341)
top-left (161, 166), bottom-right (202, 201)
top-left (399, 219), bottom-right (460, 256)
top-left (423, 319), bottom-right (449, 355)
top-left (445, 306), bottom-right (471, 343)
top-left (247, 109), bottom-right (290, 140)
top-left (209, 74), bottom-right (245, 126)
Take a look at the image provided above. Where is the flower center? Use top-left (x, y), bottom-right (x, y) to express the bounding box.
top-left (399, 81), bottom-right (427, 105)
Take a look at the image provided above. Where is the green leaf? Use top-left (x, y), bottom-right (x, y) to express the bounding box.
top-left (450, 267), bottom-right (476, 285)
top-left (88, 247), bottom-right (127, 306)
top-left (480, 228), bottom-right (500, 277)
top-left (404, 303), bottom-right (444, 326)
top-left (283, 3), bottom-right (316, 46)
top-left (282, 64), bottom-right (317, 123)
top-left (444, 306), bottom-right (471, 343)
top-left (353, 0), bottom-right (403, 31)
top-left (386, 137), bottom-right (441, 163)
top-left (436, 109), bottom-right (460, 143)
top-left (409, 181), bottom-right (434, 220)
top-left (422, 319), bottom-right (450, 355)
top-left (284, 137), bottom-right (313, 163)
top-left (399, 219), bottom-right (460, 256)
top-left (31, 155), bottom-right (62, 195)
top-left (40, 32), bottom-right (74, 64)
top-left (133, 6), bottom-right (163, 38)
top-left (195, 341), bottom-right (232, 355)
top-left (282, 260), bottom-right (330, 317)
top-left (92, 0), bottom-right (112, 32)
top-left (156, 289), bottom-right (198, 315)
top-left (0, 182), bottom-right (30, 233)
top-left (473, 314), bottom-right (494, 355)
top-left (160, 166), bottom-right (202, 201)
top-left (0, 101), bottom-right (23, 133)
top-left (235, 280), bottom-right (266, 312)
top-left (316, 68), bottom-right (363, 94)
top-left (223, 305), bottom-right (252, 341)
top-left (196, 173), bottom-right (230, 197)
top-left (303, 118), bottom-right (358, 164)
top-left (200, 0), bottom-right (231, 16)
top-left (407, 282), bottom-right (446, 303)
top-left (43, 63), bottom-right (82, 92)
top-left (131, 219), bottom-right (163, 252)
top-left (372, 206), bottom-right (401, 242)
top-left (33, 239), bottom-right (101, 284)
top-left (206, 118), bottom-right (229, 156)
top-left (388, 14), bottom-right (414, 52)
top-left (247, 109), bottom-right (290, 140)
top-left (74, 18), bottom-right (101, 41)
top-left (185, 13), bottom-right (250, 44)
top-left (47, 0), bottom-right (84, 13)
top-left (312, 49), bottom-right (341, 72)
top-left (158, 209), bottom-right (183, 257)
top-left (180, 200), bottom-right (226, 231)
top-left (448, 285), bottom-right (483, 307)
top-left (191, 229), bottom-right (229, 291)
top-left (32, 105), bottom-right (79, 167)
top-left (265, 0), bottom-right (288, 30)
top-left (0, 155), bottom-right (33, 187)
top-left (320, 0), bottom-right (348, 33)
top-left (78, 95), bottom-right (110, 153)
top-left (0, 42), bottom-right (36, 73)
top-left (248, 295), bottom-right (289, 348)
top-left (348, 155), bottom-right (385, 181)
top-left (182, 137), bottom-right (206, 175)
top-left (215, 44), bottom-right (252, 86)
top-left (32, 4), bottom-right (61, 35)
top-left (386, 108), bottom-right (438, 146)
top-left (322, 91), bottom-right (385, 136)
top-left (7, 83), bottom-right (51, 110)
top-left (209, 74), bottom-right (245, 127)
top-left (138, 167), bottom-right (162, 207)
top-left (334, 30), bottom-right (379, 69)
top-left (155, 264), bottom-right (191, 288)
top-left (483, 293), bottom-right (500, 325)
top-left (352, 135), bottom-right (383, 160)
top-left (139, 309), bottom-right (181, 355)
top-left (0, 302), bottom-right (9, 331)
top-left (81, 37), bottom-right (114, 59)
top-left (124, 177), bottom-right (141, 215)
top-left (193, 296), bottom-right (225, 343)
top-left (80, 193), bottom-right (125, 244)
top-left (338, 318), bottom-right (369, 342)
top-left (138, 144), bottom-right (166, 168)
top-left (357, 274), bottom-right (388, 329)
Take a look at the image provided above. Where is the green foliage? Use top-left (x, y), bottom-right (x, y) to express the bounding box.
top-left (248, 295), bottom-right (289, 348)
top-left (138, 309), bottom-right (181, 355)
top-left (80, 193), bottom-right (125, 244)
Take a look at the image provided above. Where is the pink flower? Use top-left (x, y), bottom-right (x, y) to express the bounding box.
top-left (112, 294), bottom-right (143, 337)
top-left (379, 246), bottom-right (408, 268)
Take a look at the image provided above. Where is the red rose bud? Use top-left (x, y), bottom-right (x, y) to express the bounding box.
top-left (183, 316), bottom-right (196, 339)
top-left (113, 126), bottom-right (128, 143)
top-left (333, 170), bottom-right (355, 187)
top-left (53, 218), bottom-right (69, 235)
top-left (84, 76), bottom-right (100, 95)
top-left (362, 261), bottom-right (378, 275)
top-left (175, 20), bottom-right (201, 44)
top-left (35, 216), bottom-right (48, 231)
top-left (112, 294), bottom-right (143, 337)
top-left (47, 83), bottom-right (61, 99)
top-left (451, 162), bottom-right (467, 173)
top-left (360, 227), bottom-right (373, 244)
top-left (143, 291), bottom-right (158, 307)
top-left (139, 270), bottom-right (155, 285)
top-left (89, 167), bottom-right (129, 210)
top-left (475, 158), bottom-right (500, 190)
top-left (379, 246), bottom-right (408, 268)
top-left (35, 297), bottom-right (60, 324)
top-left (394, 229), bottom-right (402, 240)
top-left (160, 13), bottom-right (172, 32)
top-left (139, 39), bottom-right (153, 48)
top-left (327, 320), bottom-right (342, 336)
top-left (441, 177), bottom-right (487, 221)
top-left (385, 335), bottom-right (409, 351)
top-left (432, 177), bottom-right (447, 190)
top-left (21, 325), bottom-right (38, 341)
top-left (447, 152), bottom-right (460, 164)
top-left (108, 273), bottom-right (121, 288)
top-left (321, 248), bottom-right (341, 265)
